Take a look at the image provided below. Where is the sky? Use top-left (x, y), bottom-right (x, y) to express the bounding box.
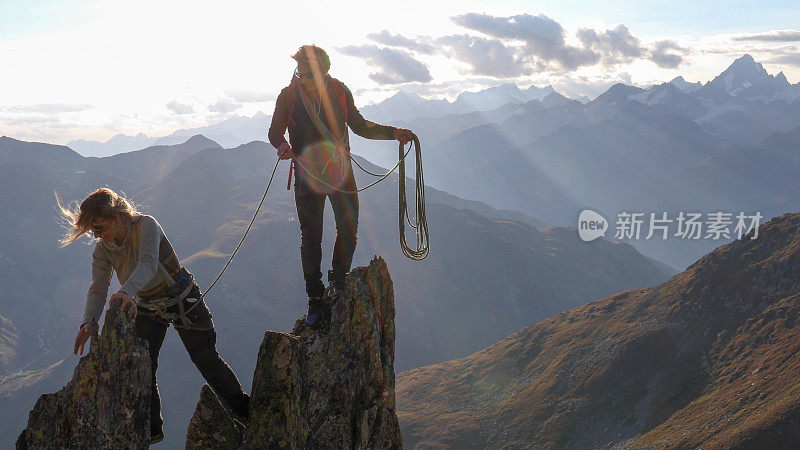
top-left (1, 0), bottom-right (799, 144)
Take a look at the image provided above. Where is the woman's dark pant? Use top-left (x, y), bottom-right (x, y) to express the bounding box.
top-left (294, 173), bottom-right (359, 298)
top-left (134, 293), bottom-right (249, 433)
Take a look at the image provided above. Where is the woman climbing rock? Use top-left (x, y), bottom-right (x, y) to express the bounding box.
top-left (61, 188), bottom-right (250, 445)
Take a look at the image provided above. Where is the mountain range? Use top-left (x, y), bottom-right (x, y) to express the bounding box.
top-left (0, 134), bottom-right (672, 448)
top-left (352, 54), bottom-right (800, 271)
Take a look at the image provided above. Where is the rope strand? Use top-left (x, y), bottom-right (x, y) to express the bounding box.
top-left (201, 158), bottom-right (280, 299)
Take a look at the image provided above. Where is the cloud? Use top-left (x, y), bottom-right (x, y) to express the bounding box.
top-left (0, 115), bottom-right (64, 125)
top-left (338, 45), bottom-right (432, 84)
top-left (1, 104), bottom-right (93, 113)
top-left (577, 24), bottom-right (645, 65)
top-left (451, 12), bottom-right (599, 70)
top-left (207, 98), bottom-right (242, 114)
top-left (367, 30), bottom-right (436, 55)
top-left (166, 100), bottom-right (194, 115)
top-left (650, 40), bottom-right (690, 68)
top-left (732, 30), bottom-right (800, 42)
top-left (766, 52), bottom-right (800, 67)
top-left (225, 89), bottom-right (276, 103)
top-left (437, 34), bottom-right (532, 77)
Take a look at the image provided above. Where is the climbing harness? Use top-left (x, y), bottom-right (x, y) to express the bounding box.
top-left (136, 266), bottom-right (212, 330)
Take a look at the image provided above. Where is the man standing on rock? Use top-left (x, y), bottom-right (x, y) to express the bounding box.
top-left (268, 45), bottom-right (414, 328)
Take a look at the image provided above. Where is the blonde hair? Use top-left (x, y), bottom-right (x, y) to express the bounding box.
top-left (57, 187), bottom-right (138, 247)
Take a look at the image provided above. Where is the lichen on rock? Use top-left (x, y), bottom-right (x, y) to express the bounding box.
top-left (16, 302), bottom-right (151, 449)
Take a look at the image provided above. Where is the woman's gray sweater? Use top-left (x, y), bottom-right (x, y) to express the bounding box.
top-left (82, 214), bottom-right (178, 326)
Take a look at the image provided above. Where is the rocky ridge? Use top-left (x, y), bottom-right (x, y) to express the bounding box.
top-left (17, 257), bottom-right (402, 449)
top-left (186, 256), bottom-right (403, 448)
top-left (16, 304), bottom-right (151, 448)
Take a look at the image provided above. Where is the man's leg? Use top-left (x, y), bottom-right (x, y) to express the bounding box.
top-left (134, 312), bottom-right (169, 437)
top-left (176, 299), bottom-right (250, 419)
top-left (329, 175), bottom-right (359, 290)
top-left (295, 178), bottom-right (327, 298)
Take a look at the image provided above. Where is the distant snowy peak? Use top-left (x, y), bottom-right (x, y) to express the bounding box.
top-left (669, 76), bottom-right (702, 93)
top-left (707, 54), bottom-right (768, 94)
top-left (452, 83), bottom-right (560, 113)
top-left (587, 81), bottom-right (709, 119)
top-left (453, 83), bottom-right (528, 112)
top-left (524, 84), bottom-right (556, 101)
top-left (361, 82), bottom-right (562, 122)
top-left (574, 95), bottom-right (592, 104)
top-left (69, 133), bottom-right (157, 157)
top-left (705, 54), bottom-right (793, 101)
top-left (361, 90), bottom-right (451, 122)
top-left (591, 83), bottom-right (646, 108)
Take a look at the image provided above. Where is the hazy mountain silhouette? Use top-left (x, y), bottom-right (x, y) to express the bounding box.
top-left (69, 133), bottom-right (157, 157)
top-left (361, 82), bottom-right (558, 124)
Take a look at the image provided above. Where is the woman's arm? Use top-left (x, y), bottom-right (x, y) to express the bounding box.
top-left (117, 215), bottom-right (161, 298)
top-left (82, 244), bottom-right (113, 328)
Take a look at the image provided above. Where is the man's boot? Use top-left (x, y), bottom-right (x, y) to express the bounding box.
top-left (305, 296), bottom-right (326, 329)
top-left (327, 269), bottom-right (347, 303)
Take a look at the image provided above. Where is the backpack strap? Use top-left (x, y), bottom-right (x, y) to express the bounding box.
top-left (328, 77), bottom-right (348, 123)
top-left (284, 75), bottom-right (348, 127)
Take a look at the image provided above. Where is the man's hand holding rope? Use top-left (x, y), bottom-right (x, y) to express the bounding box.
top-left (393, 128), bottom-right (415, 146)
top-left (277, 142), bottom-right (295, 160)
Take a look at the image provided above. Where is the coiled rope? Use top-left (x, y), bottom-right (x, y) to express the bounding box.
top-left (397, 137), bottom-right (429, 260)
top-left (291, 137), bottom-right (429, 260)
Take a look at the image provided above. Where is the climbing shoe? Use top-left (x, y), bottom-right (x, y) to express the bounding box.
top-left (326, 269), bottom-right (347, 302)
top-left (305, 296), bottom-right (326, 328)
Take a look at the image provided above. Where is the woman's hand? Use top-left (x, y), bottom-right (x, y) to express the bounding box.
top-left (393, 128), bottom-right (415, 146)
top-left (111, 291), bottom-right (138, 319)
top-left (74, 323), bottom-right (92, 355)
top-left (277, 142), bottom-right (295, 160)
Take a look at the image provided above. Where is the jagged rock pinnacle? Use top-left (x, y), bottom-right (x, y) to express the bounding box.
top-left (186, 256), bottom-right (403, 449)
top-left (16, 304), bottom-right (151, 449)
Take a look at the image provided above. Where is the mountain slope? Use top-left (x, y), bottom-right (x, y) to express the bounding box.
top-left (85, 134), bottom-right (222, 187)
top-left (0, 315), bottom-right (18, 373)
top-left (397, 211), bottom-right (800, 448)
